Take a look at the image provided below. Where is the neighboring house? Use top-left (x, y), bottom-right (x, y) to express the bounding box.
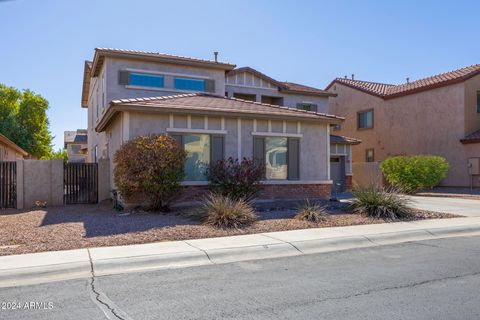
top-left (0, 133), bottom-right (28, 161)
top-left (64, 130), bottom-right (88, 163)
top-left (81, 48), bottom-right (347, 202)
top-left (326, 64), bottom-right (480, 187)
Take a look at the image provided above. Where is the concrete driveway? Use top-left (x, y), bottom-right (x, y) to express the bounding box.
top-left (408, 196), bottom-right (480, 217)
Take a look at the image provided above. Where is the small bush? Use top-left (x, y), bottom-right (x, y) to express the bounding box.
top-left (113, 134), bottom-right (187, 211)
top-left (350, 187), bottom-right (412, 220)
top-left (203, 194), bottom-right (257, 229)
top-left (380, 155), bottom-right (449, 193)
top-left (295, 200), bottom-right (329, 222)
top-left (206, 157), bottom-right (264, 201)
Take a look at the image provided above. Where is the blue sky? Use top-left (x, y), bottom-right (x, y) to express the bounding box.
top-left (1, 0), bottom-right (479, 149)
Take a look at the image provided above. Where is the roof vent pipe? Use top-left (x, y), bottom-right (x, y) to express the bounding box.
top-left (344, 75), bottom-right (347, 79)
top-left (214, 51), bottom-right (218, 63)
top-left (351, 74), bottom-right (355, 80)
top-left (406, 77), bottom-right (410, 83)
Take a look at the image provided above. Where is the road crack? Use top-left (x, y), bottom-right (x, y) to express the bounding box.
top-left (87, 249), bottom-right (132, 320)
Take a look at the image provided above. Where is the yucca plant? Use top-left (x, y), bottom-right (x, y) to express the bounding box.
top-left (350, 187), bottom-right (412, 220)
top-left (295, 200), bottom-right (329, 222)
top-left (203, 193), bottom-right (257, 229)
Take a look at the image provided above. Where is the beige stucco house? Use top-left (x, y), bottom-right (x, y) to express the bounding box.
top-left (0, 133), bottom-right (28, 161)
top-left (64, 129), bottom-right (88, 163)
top-left (81, 48), bottom-right (347, 202)
top-left (326, 64), bottom-right (480, 187)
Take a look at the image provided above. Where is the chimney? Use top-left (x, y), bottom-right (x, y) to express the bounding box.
top-left (406, 77), bottom-right (410, 83)
top-left (351, 74), bottom-right (355, 80)
top-left (213, 51), bottom-right (218, 63)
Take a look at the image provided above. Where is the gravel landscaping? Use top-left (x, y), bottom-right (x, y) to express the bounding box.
top-left (0, 202), bottom-right (459, 256)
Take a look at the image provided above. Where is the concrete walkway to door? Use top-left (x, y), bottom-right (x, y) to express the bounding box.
top-left (407, 196), bottom-right (480, 217)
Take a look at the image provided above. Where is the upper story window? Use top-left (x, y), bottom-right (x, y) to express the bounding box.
top-left (477, 91), bottom-right (480, 113)
top-left (129, 72), bottom-right (165, 88)
top-left (174, 77), bottom-right (205, 91)
top-left (296, 103), bottom-right (318, 112)
top-left (358, 109), bottom-right (373, 129)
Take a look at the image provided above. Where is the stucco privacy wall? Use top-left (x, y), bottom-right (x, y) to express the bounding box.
top-left (16, 160), bottom-right (63, 209)
top-left (352, 162), bottom-right (384, 188)
top-left (330, 81), bottom-right (478, 186)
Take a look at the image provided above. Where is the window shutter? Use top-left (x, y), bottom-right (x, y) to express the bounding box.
top-left (170, 134), bottom-right (183, 147)
top-left (253, 136), bottom-right (265, 166)
top-left (288, 138), bottom-right (300, 180)
top-left (211, 135), bottom-right (224, 163)
top-left (119, 71), bottom-right (130, 85)
top-left (311, 104), bottom-right (318, 112)
top-left (205, 79), bottom-right (215, 93)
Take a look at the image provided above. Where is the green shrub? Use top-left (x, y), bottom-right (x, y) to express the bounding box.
top-left (380, 155), bottom-right (449, 193)
top-left (206, 157), bottom-right (264, 201)
top-left (113, 134), bottom-right (187, 211)
top-left (350, 187), bottom-right (412, 220)
top-left (203, 193), bottom-right (257, 229)
top-left (295, 200), bottom-right (329, 222)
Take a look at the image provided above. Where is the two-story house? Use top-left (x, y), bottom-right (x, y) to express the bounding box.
top-left (326, 64), bottom-right (480, 188)
top-left (64, 129), bottom-right (88, 163)
top-left (81, 48), bottom-right (351, 202)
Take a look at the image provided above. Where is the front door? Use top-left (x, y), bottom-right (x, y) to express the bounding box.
top-left (330, 156), bottom-right (345, 194)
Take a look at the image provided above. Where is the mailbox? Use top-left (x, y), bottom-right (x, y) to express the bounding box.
top-left (468, 158), bottom-right (480, 175)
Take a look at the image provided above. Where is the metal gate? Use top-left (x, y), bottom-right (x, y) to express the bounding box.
top-left (0, 161), bottom-right (17, 209)
top-left (64, 163), bottom-right (98, 204)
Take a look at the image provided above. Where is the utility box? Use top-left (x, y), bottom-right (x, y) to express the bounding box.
top-left (468, 158), bottom-right (480, 175)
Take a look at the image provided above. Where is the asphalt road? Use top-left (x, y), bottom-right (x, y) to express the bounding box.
top-left (1, 236), bottom-right (480, 320)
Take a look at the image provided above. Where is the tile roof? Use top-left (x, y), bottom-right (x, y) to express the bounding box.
top-left (99, 93), bottom-right (343, 132)
top-left (280, 81), bottom-right (335, 97)
top-left (92, 48), bottom-right (235, 76)
top-left (460, 129), bottom-right (480, 144)
top-left (327, 64), bottom-right (480, 99)
top-left (330, 134), bottom-right (361, 145)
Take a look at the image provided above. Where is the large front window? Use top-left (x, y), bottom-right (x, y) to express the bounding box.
top-left (184, 134), bottom-right (210, 181)
top-left (265, 137), bottom-right (288, 180)
top-left (174, 77), bottom-right (205, 91)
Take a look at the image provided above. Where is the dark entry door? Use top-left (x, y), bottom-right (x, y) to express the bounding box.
top-left (330, 157), bottom-right (346, 193)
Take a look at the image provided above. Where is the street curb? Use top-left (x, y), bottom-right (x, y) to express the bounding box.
top-left (1, 222), bottom-right (480, 288)
top-left (0, 262), bottom-right (91, 288)
top-left (93, 251), bottom-right (211, 276)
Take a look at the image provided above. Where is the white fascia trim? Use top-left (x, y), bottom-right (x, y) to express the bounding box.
top-left (124, 68), bottom-right (214, 80)
top-left (167, 128), bottom-right (227, 135)
top-left (251, 132), bottom-right (303, 138)
top-left (260, 180), bottom-right (333, 185)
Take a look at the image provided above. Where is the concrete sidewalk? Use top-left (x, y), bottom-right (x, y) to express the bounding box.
top-left (1, 217), bottom-right (480, 288)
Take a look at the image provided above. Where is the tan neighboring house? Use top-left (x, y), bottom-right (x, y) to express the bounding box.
top-left (81, 48), bottom-right (346, 202)
top-left (0, 133), bottom-right (28, 161)
top-left (326, 64), bottom-right (480, 187)
top-left (64, 130), bottom-right (88, 163)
